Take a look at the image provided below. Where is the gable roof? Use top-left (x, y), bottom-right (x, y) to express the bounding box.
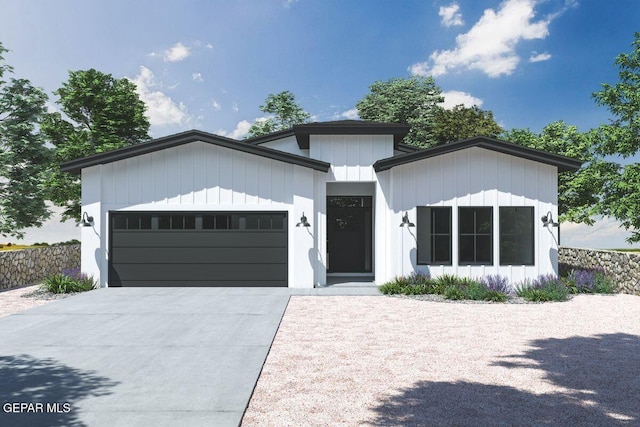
top-left (60, 129), bottom-right (331, 174)
top-left (373, 136), bottom-right (583, 172)
top-left (244, 120), bottom-right (411, 150)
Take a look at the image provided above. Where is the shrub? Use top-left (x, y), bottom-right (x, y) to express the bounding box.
top-left (481, 275), bottom-right (512, 295)
top-left (592, 270), bottom-right (617, 293)
top-left (564, 268), bottom-right (617, 294)
top-left (432, 274), bottom-right (460, 294)
top-left (43, 268), bottom-right (96, 294)
top-left (516, 274), bottom-right (568, 302)
top-left (379, 274), bottom-right (431, 295)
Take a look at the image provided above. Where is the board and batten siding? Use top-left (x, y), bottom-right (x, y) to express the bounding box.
top-left (100, 142), bottom-right (296, 207)
top-left (310, 135), bottom-right (394, 181)
top-left (259, 135), bottom-right (309, 158)
top-left (389, 147), bottom-right (558, 285)
top-left (81, 140), bottom-right (316, 287)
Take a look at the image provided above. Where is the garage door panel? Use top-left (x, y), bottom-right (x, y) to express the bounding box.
top-left (109, 279), bottom-right (288, 287)
top-left (112, 231), bottom-right (287, 248)
top-left (111, 247), bottom-right (288, 264)
top-left (109, 211), bottom-right (288, 287)
top-left (110, 263), bottom-right (287, 281)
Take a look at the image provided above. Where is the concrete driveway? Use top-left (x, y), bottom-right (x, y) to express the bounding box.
top-left (0, 287), bottom-right (294, 427)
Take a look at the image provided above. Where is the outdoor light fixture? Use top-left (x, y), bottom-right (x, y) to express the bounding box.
top-left (541, 211), bottom-right (559, 227)
top-left (296, 212), bottom-right (310, 227)
top-left (81, 212), bottom-right (94, 227)
top-left (399, 212), bottom-right (415, 228)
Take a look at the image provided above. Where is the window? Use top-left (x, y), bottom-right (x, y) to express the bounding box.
top-left (459, 207), bottom-right (493, 264)
top-left (500, 207), bottom-right (534, 265)
top-left (417, 207), bottom-right (452, 265)
top-left (113, 214), bottom-right (152, 230)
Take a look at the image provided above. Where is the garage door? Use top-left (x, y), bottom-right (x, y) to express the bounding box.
top-left (109, 212), bottom-right (288, 287)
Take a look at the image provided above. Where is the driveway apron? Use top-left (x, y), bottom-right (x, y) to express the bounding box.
top-left (0, 287), bottom-right (291, 427)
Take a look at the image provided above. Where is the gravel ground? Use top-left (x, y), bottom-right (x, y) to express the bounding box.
top-left (242, 294), bottom-right (640, 426)
top-left (0, 284), bottom-right (73, 318)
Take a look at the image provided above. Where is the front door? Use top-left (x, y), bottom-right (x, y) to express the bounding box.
top-left (327, 196), bottom-right (372, 273)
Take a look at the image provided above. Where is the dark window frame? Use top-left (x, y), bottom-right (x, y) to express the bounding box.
top-left (458, 207), bottom-right (493, 265)
top-left (499, 206), bottom-right (535, 266)
top-left (417, 206), bottom-right (452, 265)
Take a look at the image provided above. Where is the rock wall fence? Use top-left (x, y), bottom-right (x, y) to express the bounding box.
top-left (0, 244), bottom-right (80, 290)
top-left (559, 246), bottom-right (640, 296)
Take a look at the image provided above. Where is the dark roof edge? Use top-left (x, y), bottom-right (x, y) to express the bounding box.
top-left (243, 128), bottom-right (296, 145)
top-left (374, 136), bottom-right (583, 173)
top-left (61, 129), bottom-right (330, 174)
top-left (292, 120), bottom-right (411, 149)
top-left (396, 143), bottom-right (423, 153)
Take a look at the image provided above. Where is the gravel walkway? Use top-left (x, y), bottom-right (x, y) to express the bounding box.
top-left (0, 284), bottom-right (73, 318)
top-left (242, 294), bottom-right (640, 426)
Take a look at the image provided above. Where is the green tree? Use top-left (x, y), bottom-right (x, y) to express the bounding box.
top-left (248, 91), bottom-right (311, 137)
top-left (591, 32), bottom-right (640, 242)
top-left (433, 104), bottom-right (503, 144)
top-left (503, 122), bottom-right (615, 226)
top-left (43, 69), bottom-right (150, 221)
top-left (356, 76), bottom-right (444, 147)
top-left (0, 42), bottom-right (51, 238)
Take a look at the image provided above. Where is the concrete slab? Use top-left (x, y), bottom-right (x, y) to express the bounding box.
top-left (0, 288), bottom-right (292, 427)
top-left (0, 285), bottom-right (381, 426)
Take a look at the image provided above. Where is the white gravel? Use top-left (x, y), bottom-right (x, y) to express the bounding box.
top-left (0, 284), bottom-right (72, 318)
top-left (242, 294), bottom-right (640, 426)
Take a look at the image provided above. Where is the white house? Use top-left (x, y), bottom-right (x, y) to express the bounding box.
top-left (61, 120), bottom-right (582, 288)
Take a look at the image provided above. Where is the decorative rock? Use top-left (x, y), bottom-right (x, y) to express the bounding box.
top-left (0, 244), bottom-right (80, 290)
top-left (559, 246), bottom-right (640, 296)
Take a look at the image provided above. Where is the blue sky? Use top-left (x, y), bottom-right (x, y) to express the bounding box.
top-left (1, 0), bottom-right (639, 248)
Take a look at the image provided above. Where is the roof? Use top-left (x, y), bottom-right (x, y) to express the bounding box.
top-left (244, 120), bottom-right (411, 150)
top-left (60, 129), bottom-right (331, 174)
top-left (293, 120), bottom-right (411, 149)
top-left (373, 136), bottom-right (583, 173)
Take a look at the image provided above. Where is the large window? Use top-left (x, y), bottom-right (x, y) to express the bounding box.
top-left (417, 207), bottom-right (452, 265)
top-left (459, 207), bottom-right (493, 264)
top-left (500, 207), bottom-right (534, 265)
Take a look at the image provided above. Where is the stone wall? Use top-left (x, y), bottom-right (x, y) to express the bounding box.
top-left (0, 244), bottom-right (80, 290)
top-left (559, 246), bottom-right (640, 296)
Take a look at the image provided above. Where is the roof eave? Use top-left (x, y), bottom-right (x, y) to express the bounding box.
top-left (60, 130), bottom-right (330, 174)
top-left (374, 137), bottom-right (583, 173)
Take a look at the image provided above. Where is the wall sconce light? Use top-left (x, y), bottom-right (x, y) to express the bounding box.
top-left (81, 212), bottom-right (94, 227)
top-left (399, 212), bottom-right (415, 228)
top-left (296, 212), bottom-right (310, 227)
top-left (541, 211), bottom-right (559, 227)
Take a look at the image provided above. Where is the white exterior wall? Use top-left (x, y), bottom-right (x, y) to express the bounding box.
top-left (259, 135), bottom-right (309, 157)
top-left (310, 135), bottom-right (395, 286)
top-left (387, 147), bottom-right (558, 286)
top-left (81, 141), bottom-right (315, 288)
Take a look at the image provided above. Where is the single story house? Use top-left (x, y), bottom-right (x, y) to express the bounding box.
top-left (61, 120), bottom-right (582, 288)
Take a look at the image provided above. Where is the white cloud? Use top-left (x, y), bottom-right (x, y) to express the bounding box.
top-left (232, 102), bottom-right (239, 112)
top-left (339, 108), bottom-right (359, 120)
top-left (211, 99), bottom-right (221, 111)
top-left (562, 217), bottom-right (639, 250)
top-left (284, 0), bottom-right (298, 7)
top-left (217, 120), bottom-right (253, 139)
top-left (410, 0), bottom-right (555, 78)
top-left (192, 72), bottom-right (203, 83)
top-left (440, 90), bottom-right (483, 109)
top-left (164, 42), bottom-right (191, 62)
top-left (439, 3), bottom-right (464, 27)
top-left (129, 66), bottom-right (190, 127)
top-left (529, 51), bottom-right (552, 62)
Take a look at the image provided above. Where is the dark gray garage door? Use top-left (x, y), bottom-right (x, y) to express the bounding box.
top-left (109, 212), bottom-right (288, 287)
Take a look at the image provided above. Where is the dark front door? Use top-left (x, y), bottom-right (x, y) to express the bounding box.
top-left (327, 197), bottom-right (372, 273)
